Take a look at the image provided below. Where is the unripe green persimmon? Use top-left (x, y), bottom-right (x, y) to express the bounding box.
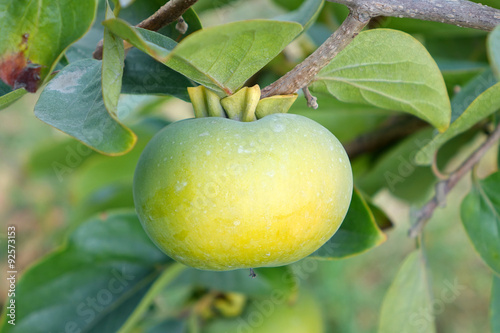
top-left (133, 113), bottom-right (353, 270)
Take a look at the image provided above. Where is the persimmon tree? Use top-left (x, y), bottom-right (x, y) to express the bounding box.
top-left (1, 0), bottom-right (500, 332)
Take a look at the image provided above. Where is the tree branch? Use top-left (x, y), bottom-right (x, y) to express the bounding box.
top-left (328, 0), bottom-right (500, 31)
top-left (93, 0), bottom-right (198, 60)
top-left (261, 0), bottom-right (500, 98)
top-left (408, 122), bottom-right (500, 238)
top-left (260, 12), bottom-right (369, 98)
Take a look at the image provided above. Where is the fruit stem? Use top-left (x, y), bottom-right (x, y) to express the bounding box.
top-left (221, 85), bottom-right (261, 122)
top-left (188, 85), bottom-right (298, 121)
top-left (188, 86), bottom-right (226, 118)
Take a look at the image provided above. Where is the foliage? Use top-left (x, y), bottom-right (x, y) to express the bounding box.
top-left (1, 0), bottom-right (499, 332)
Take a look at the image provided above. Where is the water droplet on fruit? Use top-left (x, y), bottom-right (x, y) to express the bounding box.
top-left (206, 150), bottom-right (211, 155)
top-left (175, 181), bottom-right (188, 192)
top-left (233, 220), bottom-right (241, 226)
top-left (272, 123), bottom-right (285, 132)
top-left (199, 132), bottom-right (210, 137)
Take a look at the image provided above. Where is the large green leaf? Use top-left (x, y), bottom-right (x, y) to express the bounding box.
top-left (102, 0), bottom-right (125, 114)
top-left (461, 171), bottom-right (500, 275)
top-left (0, 0), bottom-right (97, 92)
top-left (415, 82), bottom-right (500, 165)
top-left (34, 59), bottom-right (137, 155)
top-left (0, 211), bottom-right (172, 333)
top-left (488, 25), bottom-right (500, 79)
top-left (378, 250), bottom-right (436, 333)
top-left (310, 29), bottom-right (451, 132)
top-left (492, 275), bottom-right (500, 333)
top-left (164, 20), bottom-right (302, 95)
top-left (311, 188), bottom-right (386, 259)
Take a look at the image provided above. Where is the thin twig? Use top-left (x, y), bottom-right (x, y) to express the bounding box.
top-left (408, 122), bottom-right (500, 238)
top-left (260, 12), bottom-right (369, 98)
top-left (93, 0), bottom-right (198, 60)
top-left (328, 0), bottom-right (500, 31)
top-left (302, 86), bottom-right (319, 109)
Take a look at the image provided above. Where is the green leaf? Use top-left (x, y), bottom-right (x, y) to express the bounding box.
top-left (310, 29), bottom-right (451, 132)
top-left (0, 211), bottom-right (171, 333)
top-left (0, 87), bottom-right (26, 111)
top-left (173, 266), bottom-right (297, 298)
top-left (34, 58), bottom-right (137, 155)
top-left (0, 0), bottom-right (97, 92)
top-left (102, 0), bottom-right (125, 114)
top-left (461, 171), bottom-right (500, 275)
top-left (492, 275), bottom-right (500, 333)
top-left (449, 69), bottom-right (497, 122)
top-left (415, 82), bottom-right (500, 165)
top-left (162, 20), bottom-right (303, 95)
top-left (310, 188), bottom-right (386, 259)
top-left (378, 250), bottom-right (436, 333)
top-left (488, 25), bottom-right (500, 79)
top-left (275, 0), bottom-right (324, 30)
top-left (103, 18), bottom-right (176, 60)
top-left (122, 48), bottom-right (195, 101)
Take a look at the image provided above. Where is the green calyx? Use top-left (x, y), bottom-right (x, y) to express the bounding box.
top-left (187, 85), bottom-right (297, 121)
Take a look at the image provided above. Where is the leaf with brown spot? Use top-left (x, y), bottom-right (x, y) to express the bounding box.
top-left (0, 0), bottom-right (98, 92)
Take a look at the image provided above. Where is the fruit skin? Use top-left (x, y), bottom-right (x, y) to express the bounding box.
top-left (203, 290), bottom-right (324, 333)
top-left (133, 113), bottom-right (353, 270)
